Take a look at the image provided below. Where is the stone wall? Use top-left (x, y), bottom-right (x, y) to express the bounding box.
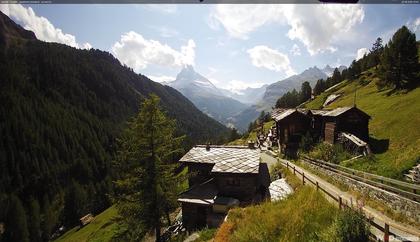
top-left (305, 162), bottom-right (420, 223)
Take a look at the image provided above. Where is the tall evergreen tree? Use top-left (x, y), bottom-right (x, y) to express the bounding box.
top-left (300, 81), bottom-right (312, 103)
top-left (379, 26), bottom-right (419, 89)
top-left (4, 195), bottom-right (29, 242)
top-left (28, 199), bottom-right (41, 242)
top-left (313, 79), bottom-right (326, 96)
top-left (113, 94), bottom-right (185, 241)
top-left (370, 37), bottom-right (384, 68)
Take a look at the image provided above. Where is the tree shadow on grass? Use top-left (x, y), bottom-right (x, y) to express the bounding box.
top-left (369, 136), bottom-right (389, 154)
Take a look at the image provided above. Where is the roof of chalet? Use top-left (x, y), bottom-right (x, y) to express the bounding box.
top-left (178, 179), bottom-right (218, 205)
top-left (271, 108), bottom-right (308, 122)
top-left (272, 106), bottom-right (370, 120)
top-left (323, 106), bottom-right (353, 117)
top-left (180, 145), bottom-right (261, 174)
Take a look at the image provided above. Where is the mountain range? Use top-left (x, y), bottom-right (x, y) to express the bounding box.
top-left (168, 65), bottom-right (249, 127)
top-left (230, 65), bottom-right (346, 131)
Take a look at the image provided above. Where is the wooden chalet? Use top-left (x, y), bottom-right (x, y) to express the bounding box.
top-left (271, 108), bottom-right (311, 155)
top-left (178, 145), bottom-right (270, 230)
top-left (272, 106), bottom-right (371, 155)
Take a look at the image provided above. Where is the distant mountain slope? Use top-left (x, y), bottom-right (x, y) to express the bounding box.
top-left (262, 66), bottom-right (330, 108)
top-left (169, 66), bottom-right (248, 126)
top-left (231, 65), bottom-right (344, 131)
top-left (304, 69), bottom-right (420, 180)
top-left (0, 11), bottom-right (229, 239)
top-left (220, 85), bottom-right (268, 105)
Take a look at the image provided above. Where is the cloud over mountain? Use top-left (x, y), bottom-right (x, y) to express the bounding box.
top-left (247, 45), bottom-right (296, 77)
top-left (0, 4), bottom-right (91, 49)
top-left (111, 31), bottom-right (195, 72)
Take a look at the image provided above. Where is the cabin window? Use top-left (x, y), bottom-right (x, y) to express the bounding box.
top-left (226, 178), bottom-right (240, 186)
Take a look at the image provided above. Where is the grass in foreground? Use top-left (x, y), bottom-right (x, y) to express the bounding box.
top-left (305, 69), bottom-right (420, 179)
top-left (54, 206), bottom-right (119, 242)
top-left (215, 186), bottom-right (338, 242)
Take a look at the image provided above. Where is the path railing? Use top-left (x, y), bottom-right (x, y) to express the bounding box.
top-left (300, 156), bottom-right (420, 202)
top-left (279, 159), bottom-right (420, 242)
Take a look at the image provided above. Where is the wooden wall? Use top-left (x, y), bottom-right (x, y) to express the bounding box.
top-left (214, 173), bottom-right (258, 202)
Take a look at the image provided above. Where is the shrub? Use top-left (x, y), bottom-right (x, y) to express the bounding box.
top-left (309, 143), bottom-right (352, 164)
top-left (321, 208), bottom-right (370, 242)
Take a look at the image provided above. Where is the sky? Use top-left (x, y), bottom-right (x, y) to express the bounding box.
top-left (1, 4), bottom-right (420, 93)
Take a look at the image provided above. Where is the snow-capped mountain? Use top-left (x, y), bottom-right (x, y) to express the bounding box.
top-left (169, 65), bottom-right (248, 126)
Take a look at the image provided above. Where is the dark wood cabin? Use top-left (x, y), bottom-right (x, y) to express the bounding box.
top-left (178, 145), bottom-right (270, 231)
top-left (318, 107), bottom-right (370, 144)
top-left (272, 106), bottom-right (370, 154)
top-left (271, 109), bottom-right (311, 155)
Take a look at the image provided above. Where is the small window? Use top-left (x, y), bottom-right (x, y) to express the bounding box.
top-left (226, 178), bottom-right (240, 186)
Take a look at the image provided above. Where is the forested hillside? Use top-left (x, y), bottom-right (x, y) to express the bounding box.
top-left (0, 12), bottom-right (229, 242)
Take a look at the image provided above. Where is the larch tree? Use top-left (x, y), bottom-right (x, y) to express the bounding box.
top-left (113, 94), bottom-right (185, 242)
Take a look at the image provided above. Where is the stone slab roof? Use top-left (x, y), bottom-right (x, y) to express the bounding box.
top-left (180, 145), bottom-right (261, 174)
top-left (271, 108), bottom-right (308, 122)
top-left (178, 179), bottom-right (218, 205)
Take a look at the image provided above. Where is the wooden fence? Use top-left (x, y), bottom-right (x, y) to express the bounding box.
top-left (279, 159), bottom-right (419, 242)
top-left (300, 156), bottom-right (420, 202)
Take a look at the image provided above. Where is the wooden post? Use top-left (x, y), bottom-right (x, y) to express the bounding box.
top-left (293, 166), bottom-right (296, 175)
top-left (302, 172), bottom-right (305, 185)
top-left (286, 162), bottom-right (289, 169)
top-left (316, 181), bottom-right (319, 191)
top-left (384, 223), bottom-right (389, 242)
top-left (339, 197), bottom-right (342, 210)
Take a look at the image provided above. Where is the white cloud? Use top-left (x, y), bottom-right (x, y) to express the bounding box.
top-left (111, 31), bottom-right (195, 72)
top-left (210, 5), bottom-right (364, 55)
top-left (290, 44), bottom-right (301, 56)
top-left (247, 45), bottom-right (295, 77)
top-left (144, 4), bottom-right (177, 14)
top-left (408, 17), bottom-right (420, 32)
top-left (356, 48), bottom-right (368, 60)
top-left (225, 80), bottom-right (266, 94)
top-left (146, 75), bottom-right (175, 83)
top-left (0, 4), bottom-right (91, 49)
top-left (209, 5), bottom-right (284, 39)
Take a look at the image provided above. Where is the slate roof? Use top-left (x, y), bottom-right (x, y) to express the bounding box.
top-left (272, 106), bottom-right (370, 119)
top-left (271, 108), bottom-right (308, 122)
top-left (323, 106), bottom-right (353, 117)
top-left (178, 179), bottom-right (218, 205)
top-left (180, 146), bottom-right (261, 174)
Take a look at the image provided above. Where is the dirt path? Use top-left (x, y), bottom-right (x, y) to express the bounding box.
top-left (260, 153), bottom-right (420, 241)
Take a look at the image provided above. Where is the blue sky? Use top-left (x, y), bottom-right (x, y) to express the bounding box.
top-left (1, 4), bottom-right (420, 93)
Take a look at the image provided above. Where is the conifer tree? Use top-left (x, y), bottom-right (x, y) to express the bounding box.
top-left (379, 26), bottom-right (419, 89)
top-left (113, 94), bottom-right (185, 242)
top-left (5, 195), bottom-right (29, 242)
top-left (28, 199), bottom-right (41, 242)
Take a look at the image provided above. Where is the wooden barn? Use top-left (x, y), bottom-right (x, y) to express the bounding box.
top-left (271, 108), bottom-right (311, 155)
top-left (178, 145), bottom-right (270, 230)
top-left (272, 106), bottom-right (370, 154)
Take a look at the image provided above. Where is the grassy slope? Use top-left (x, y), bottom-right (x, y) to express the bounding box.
top-left (55, 206), bottom-right (119, 242)
top-left (215, 186), bottom-right (338, 242)
top-left (305, 70), bottom-right (420, 179)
